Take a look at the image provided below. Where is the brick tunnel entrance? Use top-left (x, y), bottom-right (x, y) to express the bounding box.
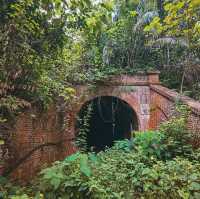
top-left (3, 72), bottom-right (200, 182)
top-left (76, 96), bottom-right (139, 152)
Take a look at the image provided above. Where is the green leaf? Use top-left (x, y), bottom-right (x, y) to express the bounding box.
top-left (141, 168), bottom-right (151, 175)
top-left (101, 1), bottom-right (113, 11)
top-left (164, 3), bottom-right (173, 11)
top-left (51, 177), bottom-right (61, 190)
top-left (0, 140), bottom-right (4, 145)
top-left (89, 153), bottom-right (98, 163)
top-left (34, 192), bottom-right (41, 199)
top-left (0, 176), bottom-right (7, 185)
top-left (189, 182), bottom-right (200, 191)
top-left (65, 152), bottom-right (80, 162)
top-left (189, 174), bottom-right (198, 180)
top-left (80, 154), bottom-right (91, 177)
top-left (194, 192), bottom-right (200, 199)
top-left (130, 11), bottom-right (138, 17)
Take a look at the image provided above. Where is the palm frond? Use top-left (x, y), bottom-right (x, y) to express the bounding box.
top-left (151, 37), bottom-right (189, 48)
top-left (134, 11), bottom-right (158, 31)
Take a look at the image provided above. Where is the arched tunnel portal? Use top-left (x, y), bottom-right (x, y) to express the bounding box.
top-left (76, 96), bottom-right (139, 152)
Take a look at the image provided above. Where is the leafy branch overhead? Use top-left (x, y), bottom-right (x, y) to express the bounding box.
top-left (1, 0), bottom-right (200, 123)
top-left (144, 0), bottom-right (200, 47)
top-left (0, 0), bottom-right (112, 120)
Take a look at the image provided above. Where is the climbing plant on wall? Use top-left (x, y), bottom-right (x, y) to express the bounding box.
top-left (75, 103), bottom-right (93, 152)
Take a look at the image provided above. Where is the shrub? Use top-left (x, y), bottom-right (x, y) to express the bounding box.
top-left (0, 176), bottom-right (42, 199)
top-left (37, 105), bottom-right (200, 199)
top-left (113, 139), bottom-right (134, 152)
top-left (159, 105), bottom-right (193, 159)
top-left (133, 131), bottom-right (166, 159)
top-left (134, 158), bottom-right (200, 199)
top-left (38, 149), bottom-right (200, 199)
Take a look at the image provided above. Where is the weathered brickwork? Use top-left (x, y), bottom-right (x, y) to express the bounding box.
top-left (73, 85), bottom-right (150, 131)
top-left (3, 105), bottom-right (76, 182)
top-left (150, 85), bottom-right (200, 147)
top-left (1, 72), bottom-right (200, 182)
top-left (149, 85), bottom-right (175, 129)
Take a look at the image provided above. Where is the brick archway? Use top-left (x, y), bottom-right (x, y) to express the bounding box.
top-left (72, 72), bottom-right (157, 133)
top-left (3, 71), bottom-right (200, 182)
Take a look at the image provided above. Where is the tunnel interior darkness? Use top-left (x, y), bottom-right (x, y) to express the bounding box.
top-left (76, 96), bottom-right (139, 152)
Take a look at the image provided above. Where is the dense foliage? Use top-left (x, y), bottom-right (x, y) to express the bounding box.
top-left (0, 0), bottom-right (200, 117)
top-left (144, 0), bottom-right (200, 97)
top-left (0, 0), bottom-right (112, 152)
top-left (0, 0), bottom-right (200, 122)
top-left (75, 0), bottom-right (200, 99)
top-left (0, 1), bottom-right (200, 198)
top-left (0, 0), bottom-right (112, 122)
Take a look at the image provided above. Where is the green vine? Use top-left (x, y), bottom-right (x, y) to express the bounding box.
top-left (75, 103), bottom-right (93, 152)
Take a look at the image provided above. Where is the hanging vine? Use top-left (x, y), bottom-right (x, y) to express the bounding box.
top-left (75, 103), bottom-right (93, 152)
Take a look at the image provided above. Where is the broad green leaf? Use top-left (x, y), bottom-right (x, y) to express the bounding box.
top-left (89, 153), bottom-right (98, 163)
top-left (51, 177), bottom-right (61, 190)
top-left (189, 182), bottom-right (200, 191)
top-left (65, 152), bottom-right (80, 162)
top-left (80, 154), bottom-right (91, 177)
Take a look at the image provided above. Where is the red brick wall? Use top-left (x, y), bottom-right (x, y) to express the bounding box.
top-left (188, 113), bottom-right (200, 148)
top-left (149, 86), bottom-right (174, 129)
top-left (150, 85), bottom-right (200, 147)
top-left (3, 79), bottom-right (153, 182)
top-left (3, 105), bottom-right (76, 182)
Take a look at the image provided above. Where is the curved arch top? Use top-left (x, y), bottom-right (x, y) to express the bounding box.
top-left (76, 94), bottom-right (141, 130)
top-left (73, 84), bottom-right (151, 131)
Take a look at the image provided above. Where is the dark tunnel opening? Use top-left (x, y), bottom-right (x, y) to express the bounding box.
top-left (76, 96), bottom-right (139, 152)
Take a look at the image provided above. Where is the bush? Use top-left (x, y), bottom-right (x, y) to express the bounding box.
top-left (133, 131), bottom-right (166, 159)
top-left (159, 105), bottom-right (193, 159)
top-left (0, 176), bottom-right (42, 199)
top-left (39, 149), bottom-right (200, 199)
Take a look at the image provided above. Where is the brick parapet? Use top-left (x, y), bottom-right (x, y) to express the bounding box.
top-left (150, 85), bottom-right (200, 115)
top-left (94, 71), bottom-right (160, 86)
top-left (150, 85), bottom-right (200, 147)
